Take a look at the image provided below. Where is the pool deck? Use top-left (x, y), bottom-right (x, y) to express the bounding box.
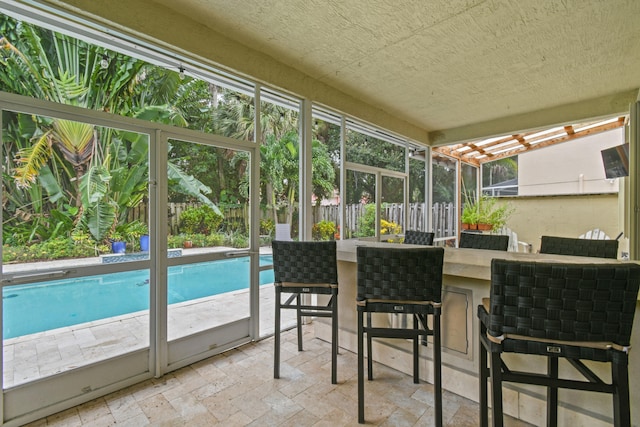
top-left (2, 247), bottom-right (296, 389)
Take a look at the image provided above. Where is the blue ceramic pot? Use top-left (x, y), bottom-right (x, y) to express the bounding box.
top-left (140, 235), bottom-right (150, 252)
top-left (111, 241), bottom-right (126, 254)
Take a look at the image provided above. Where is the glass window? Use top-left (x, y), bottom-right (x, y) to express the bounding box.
top-left (482, 157), bottom-right (518, 196)
top-left (381, 175), bottom-right (405, 238)
top-left (311, 109), bottom-right (341, 241)
top-left (432, 153), bottom-right (457, 243)
top-left (345, 128), bottom-right (405, 172)
top-left (409, 156), bottom-right (427, 231)
top-left (345, 170), bottom-right (376, 239)
top-left (2, 109), bottom-right (151, 387)
top-left (0, 13), bottom-right (255, 141)
top-left (461, 163), bottom-right (478, 204)
top-left (259, 89), bottom-right (300, 240)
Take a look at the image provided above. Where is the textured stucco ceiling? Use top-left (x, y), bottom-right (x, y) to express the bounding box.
top-left (143, 0), bottom-right (640, 144)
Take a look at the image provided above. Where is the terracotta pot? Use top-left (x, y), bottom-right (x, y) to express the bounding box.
top-left (183, 240), bottom-right (193, 248)
top-left (469, 223), bottom-right (478, 230)
top-left (477, 223), bottom-right (492, 231)
top-left (462, 223), bottom-right (470, 230)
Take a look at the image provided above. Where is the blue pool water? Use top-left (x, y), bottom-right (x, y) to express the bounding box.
top-left (3, 256), bottom-right (274, 339)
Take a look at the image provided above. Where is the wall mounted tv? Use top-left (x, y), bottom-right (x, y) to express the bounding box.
top-left (601, 143), bottom-right (629, 179)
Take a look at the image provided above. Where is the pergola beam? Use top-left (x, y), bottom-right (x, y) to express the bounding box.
top-left (433, 117), bottom-right (625, 165)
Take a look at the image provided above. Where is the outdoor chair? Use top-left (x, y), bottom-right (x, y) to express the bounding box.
top-left (493, 226), bottom-right (532, 252)
top-left (540, 235), bottom-right (618, 259)
top-left (272, 240), bottom-right (339, 384)
top-left (356, 246), bottom-right (444, 425)
top-left (403, 230), bottom-right (435, 245)
top-left (478, 259), bottom-right (640, 427)
top-left (578, 228), bottom-right (611, 240)
top-left (459, 231), bottom-right (509, 251)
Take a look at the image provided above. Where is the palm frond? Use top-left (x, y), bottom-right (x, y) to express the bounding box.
top-left (52, 120), bottom-right (95, 167)
top-left (13, 131), bottom-right (54, 188)
top-left (167, 162), bottom-right (222, 215)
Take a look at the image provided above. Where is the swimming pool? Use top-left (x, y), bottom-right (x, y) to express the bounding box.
top-left (3, 256), bottom-right (274, 339)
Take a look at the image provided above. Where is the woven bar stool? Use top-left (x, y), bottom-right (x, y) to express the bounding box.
top-left (478, 259), bottom-right (640, 427)
top-left (459, 232), bottom-right (509, 251)
top-left (356, 246), bottom-right (444, 425)
top-left (403, 230), bottom-right (435, 245)
top-left (540, 235), bottom-right (619, 259)
top-left (272, 240), bottom-right (339, 384)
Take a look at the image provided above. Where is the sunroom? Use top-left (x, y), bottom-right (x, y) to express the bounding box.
top-left (0, 1), bottom-right (639, 426)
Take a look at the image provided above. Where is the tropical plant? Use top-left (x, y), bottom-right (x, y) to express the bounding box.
top-left (1, 15), bottom-right (222, 246)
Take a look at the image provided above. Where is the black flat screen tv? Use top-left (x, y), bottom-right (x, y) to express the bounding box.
top-left (601, 143), bottom-right (629, 179)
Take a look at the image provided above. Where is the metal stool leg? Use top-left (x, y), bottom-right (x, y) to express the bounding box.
top-left (612, 360), bottom-right (631, 427)
top-left (489, 351), bottom-right (504, 427)
top-left (358, 309), bottom-right (365, 424)
top-left (274, 285), bottom-right (281, 379)
top-left (433, 308), bottom-right (442, 427)
top-left (296, 294), bottom-right (303, 351)
top-left (331, 291), bottom-right (338, 384)
top-left (413, 313), bottom-right (419, 384)
top-left (479, 326), bottom-right (489, 427)
top-left (547, 357), bottom-right (558, 427)
top-left (366, 312), bottom-right (373, 380)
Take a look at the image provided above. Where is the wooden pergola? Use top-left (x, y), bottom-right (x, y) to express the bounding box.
top-left (433, 116), bottom-right (626, 166)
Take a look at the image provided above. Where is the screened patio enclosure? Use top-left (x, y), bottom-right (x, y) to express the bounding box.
top-left (0, 1), bottom-right (639, 425)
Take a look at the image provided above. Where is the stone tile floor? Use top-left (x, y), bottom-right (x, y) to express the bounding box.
top-left (24, 325), bottom-right (532, 426)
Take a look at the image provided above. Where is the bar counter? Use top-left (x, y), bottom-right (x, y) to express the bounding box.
top-left (314, 239), bottom-right (640, 426)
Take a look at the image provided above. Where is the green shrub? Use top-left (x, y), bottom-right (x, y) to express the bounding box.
top-left (223, 230), bottom-right (249, 248)
top-left (205, 233), bottom-right (225, 246)
top-left (355, 204), bottom-right (400, 237)
top-left (260, 218), bottom-right (275, 236)
top-left (180, 206), bottom-right (223, 234)
top-left (167, 235), bottom-right (182, 249)
top-left (2, 236), bottom-right (98, 263)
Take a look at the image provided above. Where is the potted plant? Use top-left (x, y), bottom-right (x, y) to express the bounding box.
top-left (461, 203), bottom-right (479, 230)
top-left (109, 231), bottom-right (126, 254)
top-left (124, 221), bottom-right (149, 252)
top-left (477, 195), bottom-right (513, 230)
top-left (461, 194), bottom-right (513, 231)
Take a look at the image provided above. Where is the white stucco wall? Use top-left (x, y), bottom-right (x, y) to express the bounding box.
top-left (518, 127), bottom-right (626, 195)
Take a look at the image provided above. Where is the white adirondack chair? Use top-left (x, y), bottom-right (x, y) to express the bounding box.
top-left (493, 227), bottom-right (532, 252)
top-left (578, 228), bottom-right (610, 240)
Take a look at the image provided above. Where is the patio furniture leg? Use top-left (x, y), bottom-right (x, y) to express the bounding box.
top-left (489, 351), bottom-right (504, 427)
top-left (547, 357), bottom-right (558, 427)
top-left (612, 360), bottom-right (631, 427)
top-left (296, 293), bottom-right (303, 351)
top-left (479, 327), bottom-right (489, 427)
top-left (358, 310), bottom-right (365, 424)
top-left (367, 312), bottom-right (373, 380)
top-left (274, 286), bottom-right (281, 379)
top-left (413, 314), bottom-right (419, 383)
top-left (434, 308), bottom-right (442, 427)
top-left (331, 290), bottom-right (338, 384)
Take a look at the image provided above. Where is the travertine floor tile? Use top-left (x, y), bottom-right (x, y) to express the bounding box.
top-left (25, 324), bottom-right (533, 426)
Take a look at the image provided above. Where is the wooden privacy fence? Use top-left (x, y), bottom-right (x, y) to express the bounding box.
top-left (129, 202), bottom-right (456, 237)
top-left (313, 202), bottom-right (456, 238)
